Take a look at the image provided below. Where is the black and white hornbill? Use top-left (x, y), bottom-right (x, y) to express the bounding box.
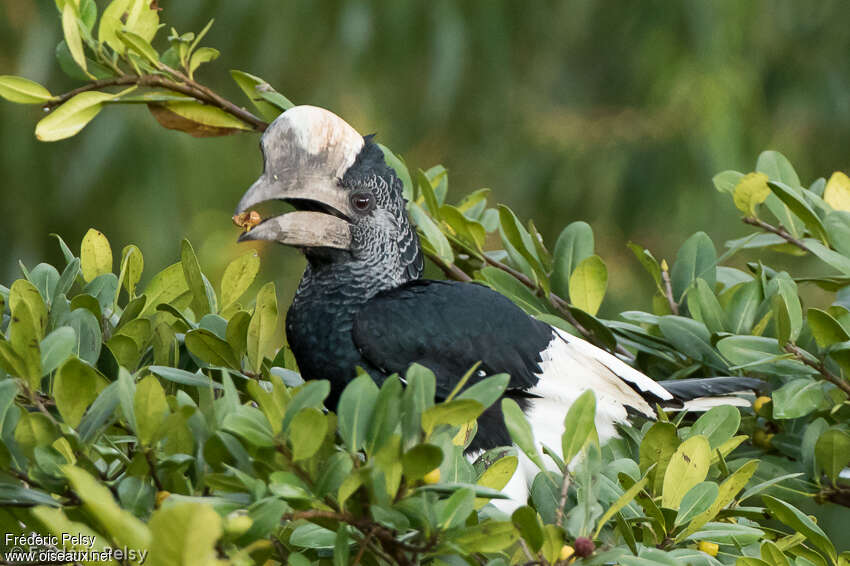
top-left (234, 106), bottom-right (759, 503)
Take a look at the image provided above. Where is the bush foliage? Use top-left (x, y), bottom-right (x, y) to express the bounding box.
top-left (1, 3), bottom-right (849, 565)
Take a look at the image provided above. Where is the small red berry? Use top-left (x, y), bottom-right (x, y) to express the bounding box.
top-left (574, 537), bottom-right (595, 557)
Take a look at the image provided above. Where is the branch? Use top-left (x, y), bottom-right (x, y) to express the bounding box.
top-left (660, 263), bottom-right (679, 315)
top-left (743, 216), bottom-right (811, 253)
top-left (785, 344), bottom-right (850, 396)
top-left (44, 74), bottom-right (268, 132)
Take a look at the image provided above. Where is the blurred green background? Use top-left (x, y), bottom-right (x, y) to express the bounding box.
top-left (2, 0), bottom-right (850, 315)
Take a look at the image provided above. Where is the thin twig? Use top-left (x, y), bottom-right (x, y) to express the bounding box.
top-left (785, 344), bottom-right (850, 396)
top-left (352, 527), bottom-right (376, 566)
top-left (144, 449), bottom-right (166, 492)
top-left (44, 74), bottom-right (268, 132)
top-left (743, 216), bottom-right (811, 253)
top-left (554, 472), bottom-right (572, 529)
top-left (660, 265), bottom-right (679, 316)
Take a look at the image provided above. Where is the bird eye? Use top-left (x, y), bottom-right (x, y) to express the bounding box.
top-left (350, 192), bottom-right (374, 213)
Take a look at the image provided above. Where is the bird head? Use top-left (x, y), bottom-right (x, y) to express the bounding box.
top-left (235, 105), bottom-right (422, 280)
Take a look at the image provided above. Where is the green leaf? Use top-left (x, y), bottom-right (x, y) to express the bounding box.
top-left (512, 506), bottom-right (544, 552)
top-left (140, 262), bottom-right (188, 316)
top-left (79, 228), bottom-right (113, 283)
top-left (456, 373), bottom-right (510, 410)
top-left (280, 380), bottom-right (330, 433)
top-left (180, 239), bottom-right (212, 317)
top-left (734, 172), bottom-right (771, 216)
top-left (0, 75), bottom-right (53, 104)
top-left (185, 329), bottom-right (239, 369)
top-left (478, 266), bottom-right (549, 315)
top-left (99, 0), bottom-right (159, 53)
top-left (674, 481), bottom-right (719, 527)
top-left (595, 474), bottom-right (649, 538)
top-left (438, 487), bottom-right (475, 529)
top-left (687, 278), bottom-right (727, 334)
top-left (366, 376), bottom-right (403, 453)
top-left (39, 326), bottom-right (76, 376)
top-left (814, 429), bottom-right (850, 483)
top-left (148, 365), bottom-right (222, 390)
top-left (222, 405), bottom-right (275, 447)
top-left (378, 144), bottom-right (414, 202)
top-left (688, 406), bottom-right (741, 450)
top-left (61, 2), bottom-right (87, 75)
top-left (64, 465), bottom-right (151, 550)
top-left (409, 202), bottom-right (453, 264)
top-left (476, 454), bottom-right (518, 495)
top-left (498, 205), bottom-right (545, 285)
top-left (662, 435), bottom-right (711, 509)
top-left (188, 47), bottom-right (219, 77)
top-left (337, 374), bottom-right (379, 452)
top-left (134, 374), bottom-right (168, 446)
top-left (151, 101), bottom-right (252, 134)
top-left (220, 251), bottom-right (260, 309)
top-left (639, 421), bottom-right (680, 494)
top-left (422, 399), bottom-right (484, 437)
top-left (225, 310), bottom-right (250, 364)
top-left (451, 520), bottom-right (517, 553)
top-left (147, 502), bottom-right (221, 566)
top-left (686, 522), bottom-right (764, 545)
top-left (229, 70), bottom-right (285, 121)
top-left (568, 255), bottom-right (607, 315)
top-left (768, 180), bottom-right (829, 243)
top-left (552, 221), bottom-right (594, 299)
top-left (762, 495), bottom-right (836, 562)
top-left (825, 210), bottom-right (850, 257)
top-left (658, 316), bottom-right (727, 369)
top-left (671, 232), bottom-right (716, 302)
top-left (53, 357), bottom-right (106, 428)
top-left (760, 541), bottom-right (791, 566)
top-left (118, 244), bottom-right (144, 299)
top-left (628, 242), bottom-right (663, 293)
top-left (772, 378), bottom-right (825, 420)
top-left (116, 29), bottom-right (160, 66)
top-left (713, 170), bottom-right (745, 194)
top-left (676, 460), bottom-right (759, 541)
top-left (246, 281), bottom-right (278, 373)
top-left (758, 150), bottom-right (801, 188)
top-left (561, 389), bottom-right (596, 464)
top-left (402, 443), bottom-right (443, 479)
top-left (808, 308), bottom-right (850, 348)
top-left (289, 408), bottom-right (327, 461)
top-left (502, 398), bottom-right (545, 471)
top-left (36, 91), bottom-right (115, 141)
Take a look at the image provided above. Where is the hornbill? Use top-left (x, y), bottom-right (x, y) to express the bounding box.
top-left (234, 105), bottom-right (760, 504)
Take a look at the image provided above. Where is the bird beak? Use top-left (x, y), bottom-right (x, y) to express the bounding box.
top-left (234, 105), bottom-right (366, 250)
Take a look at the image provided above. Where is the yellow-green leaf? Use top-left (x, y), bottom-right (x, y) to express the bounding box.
top-left (568, 254), bottom-right (607, 315)
top-left (99, 0), bottom-right (159, 53)
top-left (54, 357), bottom-right (107, 428)
top-left (220, 251), bottom-right (260, 309)
top-left (159, 100), bottom-right (251, 131)
top-left (116, 29), bottom-right (160, 66)
top-left (662, 435), bottom-right (711, 509)
top-left (189, 47), bottom-right (220, 77)
top-left (62, 2), bottom-right (87, 75)
top-left (289, 407), bottom-right (327, 461)
top-left (134, 375), bottom-right (169, 446)
top-left (80, 228), bottom-right (113, 283)
top-left (148, 503), bottom-right (222, 566)
top-left (824, 171), bottom-right (850, 212)
top-left (36, 91), bottom-right (114, 141)
top-left (119, 244), bottom-right (144, 298)
top-left (64, 465), bottom-right (152, 551)
top-left (140, 263), bottom-right (189, 316)
top-left (476, 455), bottom-right (517, 508)
top-left (734, 172), bottom-right (771, 216)
top-left (247, 281), bottom-right (279, 373)
top-left (229, 70), bottom-right (285, 121)
top-left (0, 75), bottom-right (53, 104)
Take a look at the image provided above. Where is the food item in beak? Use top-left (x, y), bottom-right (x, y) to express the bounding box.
top-left (232, 210), bottom-right (262, 232)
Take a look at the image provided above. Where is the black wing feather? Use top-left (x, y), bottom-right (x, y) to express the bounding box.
top-left (352, 280), bottom-right (554, 398)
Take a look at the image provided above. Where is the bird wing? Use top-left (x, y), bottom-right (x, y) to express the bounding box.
top-left (351, 279), bottom-right (553, 398)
